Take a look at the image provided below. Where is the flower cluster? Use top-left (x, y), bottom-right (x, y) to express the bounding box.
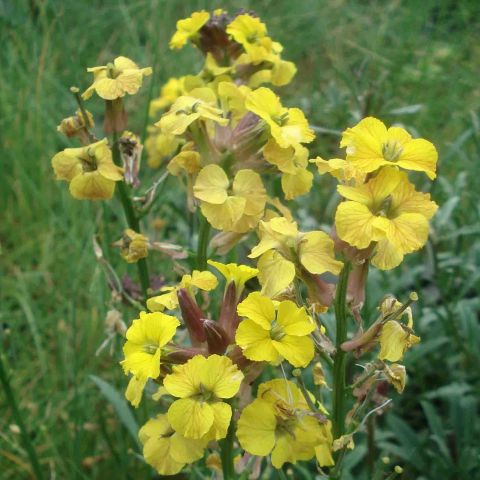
top-left (49, 8), bottom-right (438, 479)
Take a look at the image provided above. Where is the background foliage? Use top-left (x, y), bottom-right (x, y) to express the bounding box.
top-left (1, 0), bottom-right (479, 478)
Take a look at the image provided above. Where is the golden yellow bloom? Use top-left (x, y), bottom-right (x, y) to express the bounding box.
top-left (170, 11), bottom-right (210, 49)
top-left (125, 375), bottom-right (148, 408)
top-left (340, 117), bottom-right (438, 179)
top-left (249, 217), bottom-right (343, 297)
top-left (51, 138), bottom-right (123, 200)
top-left (164, 354), bottom-right (244, 440)
top-left (139, 414), bottom-right (206, 475)
top-left (57, 109), bottom-right (94, 143)
top-left (226, 14), bottom-right (273, 64)
top-left (237, 379), bottom-right (333, 468)
top-left (207, 260), bottom-right (258, 291)
top-left (246, 87), bottom-right (315, 148)
top-left (147, 270), bottom-right (217, 312)
top-left (116, 228), bottom-right (148, 263)
top-left (383, 363), bottom-right (407, 393)
top-left (82, 56), bottom-right (152, 100)
top-left (235, 292), bottom-right (315, 367)
top-left (193, 165), bottom-right (267, 233)
top-left (121, 311), bottom-right (179, 379)
top-left (217, 81), bottom-right (251, 127)
top-left (158, 88), bottom-right (228, 136)
top-left (335, 167), bottom-right (438, 269)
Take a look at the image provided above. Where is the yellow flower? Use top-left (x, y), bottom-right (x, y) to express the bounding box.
top-left (237, 379), bottom-right (333, 468)
top-left (335, 167), bottom-right (438, 269)
top-left (249, 217), bottom-right (343, 297)
top-left (82, 56), bottom-right (152, 100)
top-left (340, 117), bottom-right (438, 179)
top-left (193, 165), bottom-right (267, 233)
top-left (170, 11), bottom-right (210, 49)
top-left (246, 87), bottom-right (315, 148)
top-left (164, 354), bottom-right (244, 440)
top-left (117, 228), bottom-right (148, 263)
top-left (263, 139), bottom-right (313, 199)
top-left (147, 270), bottom-right (218, 312)
top-left (157, 88), bottom-right (228, 136)
top-left (121, 311), bottom-right (179, 379)
top-left (226, 14), bottom-right (272, 63)
top-left (383, 363), bottom-right (407, 393)
top-left (139, 414), bottom-right (206, 475)
top-left (235, 292), bottom-right (315, 367)
top-left (207, 260), bottom-right (258, 292)
top-left (51, 138), bottom-right (123, 200)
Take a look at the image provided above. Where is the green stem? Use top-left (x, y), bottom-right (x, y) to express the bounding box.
top-left (196, 214), bottom-right (211, 270)
top-left (332, 262), bottom-right (351, 442)
top-left (0, 354), bottom-right (45, 480)
top-left (111, 132), bottom-right (150, 301)
top-left (219, 413), bottom-right (236, 479)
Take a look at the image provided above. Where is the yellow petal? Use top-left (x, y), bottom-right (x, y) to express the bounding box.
top-left (169, 432), bottom-right (206, 463)
top-left (371, 238), bottom-right (404, 270)
top-left (207, 260), bottom-right (258, 289)
top-left (237, 399), bottom-right (276, 456)
top-left (200, 355), bottom-right (244, 399)
top-left (237, 292), bottom-right (275, 329)
top-left (257, 250), bottom-right (295, 298)
top-left (232, 169), bottom-right (266, 216)
top-left (273, 335), bottom-right (315, 368)
top-left (383, 213), bottom-right (429, 254)
top-left (204, 401), bottom-right (232, 441)
top-left (188, 270), bottom-right (218, 291)
top-left (298, 231), bottom-right (343, 276)
top-left (125, 375), bottom-right (147, 408)
top-left (281, 168), bottom-right (313, 200)
top-left (378, 320), bottom-right (420, 362)
top-left (51, 150), bottom-right (82, 181)
top-left (276, 301), bottom-right (315, 336)
top-left (163, 358), bottom-right (203, 398)
top-left (397, 138), bottom-right (437, 179)
top-left (69, 172), bottom-right (116, 200)
top-left (193, 164), bottom-right (229, 204)
top-left (168, 398), bottom-right (214, 439)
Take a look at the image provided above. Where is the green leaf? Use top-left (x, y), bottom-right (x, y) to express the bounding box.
top-left (90, 375), bottom-right (140, 448)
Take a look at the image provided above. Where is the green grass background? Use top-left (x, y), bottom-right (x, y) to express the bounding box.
top-left (1, 0), bottom-right (480, 478)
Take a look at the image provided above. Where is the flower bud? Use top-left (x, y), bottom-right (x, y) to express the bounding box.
top-left (218, 281), bottom-right (240, 342)
top-left (177, 288), bottom-right (206, 344)
top-left (119, 131), bottom-right (143, 188)
top-left (162, 344), bottom-right (206, 364)
top-left (204, 319), bottom-right (230, 354)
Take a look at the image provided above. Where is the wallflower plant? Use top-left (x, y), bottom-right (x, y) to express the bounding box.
top-left (49, 8), bottom-right (438, 479)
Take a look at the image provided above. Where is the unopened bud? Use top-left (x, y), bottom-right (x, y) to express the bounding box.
top-left (394, 466), bottom-right (403, 474)
top-left (204, 319), bottom-right (230, 354)
top-left (177, 288), bottom-right (206, 344)
top-left (218, 281), bottom-right (239, 342)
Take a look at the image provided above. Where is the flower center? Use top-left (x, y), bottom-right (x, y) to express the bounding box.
top-left (270, 321), bottom-right (285, 341)
top-left (382, 140), bottom-right (403, 162)
top-left (143, 343), bottom-right (158, 355)
top-left (79, 150), bottom-right (98, 173)
top-left (197, 383), bottom-right (215, 402)
top-left (273, 111), bottom-right (289, 126)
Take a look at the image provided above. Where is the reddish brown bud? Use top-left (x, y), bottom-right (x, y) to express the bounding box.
top-left (177, 288), bottom-right (206, 345)
top-left (162, 344), bottom-right (207, 364)
top-left (218, 281), bottom-right (240, 342)
top-left (204, 319), bottom-right (230, 355)
top-left (104, 99), bottom-right (127, 134)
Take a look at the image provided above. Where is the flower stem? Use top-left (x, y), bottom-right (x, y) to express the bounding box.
top-left (332, 261), bottom-right (351, 442)
top-left (196, 213), bottom-right (211, 270)
top-left (111, 132), bottom-right (150, 301)
top-left (0, 354), bottom-right (45, 480)
top-left (220, 413), bottom-right (236, 479)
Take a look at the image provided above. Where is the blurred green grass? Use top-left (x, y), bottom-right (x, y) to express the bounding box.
top-left (1, 0), bottom-right (480, 478)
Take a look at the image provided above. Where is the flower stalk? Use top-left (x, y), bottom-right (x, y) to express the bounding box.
top-left (332, 261), bottom-right (351, 442)
top-left (219, 406), bottom-right (236, 479)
